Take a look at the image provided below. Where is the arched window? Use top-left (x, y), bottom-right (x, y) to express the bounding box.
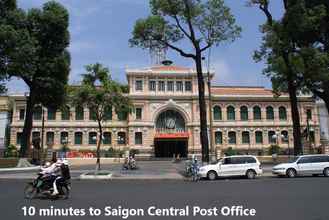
top-left (33, 106), bottom-right (42, 120)
top-left (89, 132), bottom-right (97, 145)
top-left (213, 106), bottom-right (222, 120)
top-left (255, 131), bottom-right (263, 144)
top-left (242, 131), bottom-right (250, 144)
top-left (227, 106), bottom-right (235, 120)
top-left (266, 106), bottom-right (274, 120)
top-left (240, 106), bottom-right (248, 121)
top-left (104, 106), bottom-right (112, 120)
top-left (74, 132), bottom-right (83, 145)
top-left (215, 131), bottom-right (222, 144)
top-left (60, 131), bottom-right (69, 144)
top-left (268, 131), bottom-right (276, 144)
top-left (117, 112), bottom-right (127, 121)
top-left (46, 132), bottom-right (54, 146)
top-left (61, 106), bottom-right (70, 120)
top-left (117, 132), bottom-right (126, 145)
top-left (253, 106), bottom-right (261, 120)
top-left (89, 108), bottom-right (97, 121)
top-left (281, 131), bottom-right (288, 144)
top-left (228, 131), bottom-right (236, 144)
top-left (47, 107), bottom-right (56, 120)
top-left (135, 132), bottom-right (143, 145)
top-left (75, 106), bottom-right (84, 120)
top-left (279, 106), bottom-right (287, 120)
top-left (103, 132), bottom-right (112, 145)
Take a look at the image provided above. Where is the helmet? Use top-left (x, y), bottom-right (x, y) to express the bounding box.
top-left (62, 159), bottom-right (69, 166)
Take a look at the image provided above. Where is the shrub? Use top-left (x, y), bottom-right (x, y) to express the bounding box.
top-left (129, 149), bottom-right (140, 157)
top-left (224, 147), bottom-right (238, 156)
top-left (105, 147), bottom-right (124, 158)
top-left (4, 144), bottom-right (18, 158)
top-left (268, 145), bottom-right (281, 155)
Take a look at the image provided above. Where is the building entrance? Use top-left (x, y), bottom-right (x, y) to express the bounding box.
top-left (154, 139), bottom-right (188, 158)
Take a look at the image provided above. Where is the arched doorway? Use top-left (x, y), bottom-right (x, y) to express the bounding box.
top-left (154, 109), bottom-right (188, 158)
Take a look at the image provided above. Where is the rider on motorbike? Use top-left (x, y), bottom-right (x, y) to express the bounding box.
top-left (191, 156), bottom-right (200, 179)
top-left (40, 159), bottom-right (70, 196)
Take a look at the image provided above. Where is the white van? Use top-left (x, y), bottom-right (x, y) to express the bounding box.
top-left (272, 154), bottom-right (329, 178)
top-left (198, 155), bottom-right (263, 180)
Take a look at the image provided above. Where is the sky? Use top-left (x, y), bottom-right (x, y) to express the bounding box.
top-left (7, 0), bottom-right (284, 93)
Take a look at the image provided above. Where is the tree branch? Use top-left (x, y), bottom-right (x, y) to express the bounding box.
top-left (258, 0), bottom-right (273, 26)
top-left (160, 39), bottom-right (196, 59)
top-left (166, 0), bottom-right (193, 41)
top-left (183, 0), bottom-right (197, 43)
top-left (201, 43), bottom-right (212, 52)
top-left (173, 15), bottom-right (193, 41)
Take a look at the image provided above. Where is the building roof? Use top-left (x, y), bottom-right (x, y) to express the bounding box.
top-left (211, 86), bottom-right (277, 96)
top-left (150, 65), bottom-right (191, 72)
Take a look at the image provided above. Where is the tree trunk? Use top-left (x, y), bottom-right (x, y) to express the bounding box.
top-left (195, 51), bottom-right (209, 163)
top-left (19, 90), bottom-right (35, 158)
top-left (96, 120), bottom-right (103, 172)
top-left (287, 77), bottom-right (303, 155)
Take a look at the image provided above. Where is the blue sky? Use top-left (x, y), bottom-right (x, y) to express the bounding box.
top-left (8, 0), bottom-right (284, 93)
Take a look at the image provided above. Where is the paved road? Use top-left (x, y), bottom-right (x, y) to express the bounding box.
top-left (0, 161), bottom-right (274, 179)
top-left (0, 177), bottom-right (328, 220)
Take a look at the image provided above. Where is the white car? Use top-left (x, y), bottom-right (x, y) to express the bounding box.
top-left (198, 155), bottom-right (263, 180)
top-left (272, 154), bottom-right (329, 178)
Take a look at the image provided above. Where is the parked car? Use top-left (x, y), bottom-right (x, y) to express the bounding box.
top-left (272, 154), bottom-right (329, 178)
top-left (198, 155), bottom-right (263, 180)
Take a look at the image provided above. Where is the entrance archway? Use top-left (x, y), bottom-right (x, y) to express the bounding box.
top-left (154, 109), bottom-right (188, 158)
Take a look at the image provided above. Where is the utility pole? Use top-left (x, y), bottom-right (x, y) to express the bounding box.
top-left (41, 107), bottom-right (45, 163)
top-left (207, 70), bottom-right (214, 161)
top-left (205, 47), bottom-right (215, 162)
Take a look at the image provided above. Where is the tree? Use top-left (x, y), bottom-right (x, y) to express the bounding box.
top-left (250, 0), bottom-right (303, 155)
top-left (0, 0), bottom-right (70, 158)
top-left (286, 0), bottom-right (329, 112)
top-left (70, 63), bottom-right (131, 171)
top-left (129, 0), bottom-right (241, 162)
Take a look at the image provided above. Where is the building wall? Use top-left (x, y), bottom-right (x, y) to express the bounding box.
top-left (318, 101), bottom-right (329, 142)
top-left (8, 67), bottom-right (321, 156)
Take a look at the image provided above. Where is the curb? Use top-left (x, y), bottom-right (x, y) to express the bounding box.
top-left (0, 166), bottom-right (40, 172)
top-left (79, 172), bottom-right (113, 180)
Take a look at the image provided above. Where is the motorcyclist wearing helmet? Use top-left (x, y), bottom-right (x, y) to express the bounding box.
top-left (52, 159), bottom-right (71, 196)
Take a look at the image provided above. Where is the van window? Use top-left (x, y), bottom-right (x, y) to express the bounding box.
top-left (246, 157), bottom-right (257, 163)
top-left (312, 156), bottom-right (329, 163)
top-left (223, 158), bottom-right (232, 165)
top-left (298, 157), bottom-right (312, 164)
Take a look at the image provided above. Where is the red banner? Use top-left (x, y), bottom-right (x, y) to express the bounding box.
top-left (66, 151), bottom-right (95, 158)
top-left (155, 132), bottom-right (189, 139)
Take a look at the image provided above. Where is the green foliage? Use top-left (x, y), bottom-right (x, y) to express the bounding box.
top-left (4, 144), bottom-right (18, 158)
top-left (0, 0), bottom-right (70, 157)
top-left (104, 147), bottom-right (124, 158)
top-left (129, 149), bottom-right (140, 157)
top-left (224, 147), bottom-right (237, 156)
top-left (70, 63), bottom-right (132, 124)
top-left (268, 144), bottom-right (281, 155)
top-left (130, 0), bottom-right (241, 56)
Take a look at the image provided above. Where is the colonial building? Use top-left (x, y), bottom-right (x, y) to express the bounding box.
top-left (318, 101), bottom-right (329, 146)
top-left (9, 65), bottom-right (321, 157)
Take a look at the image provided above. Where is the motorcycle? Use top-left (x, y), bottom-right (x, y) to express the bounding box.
top-left (122, 157), bottom-right (137, 170)
top-left (24, 172), bottom-right (71, 200)
top-left (185, 160), bottom-right (200, 181)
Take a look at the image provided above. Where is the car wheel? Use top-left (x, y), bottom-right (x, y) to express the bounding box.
top-left (246, 170), bottom-right (256, 179)
top-left (286, 168), bottom-right (297, 178)
top-left (323, 168), bottom-right (329, 177)
top-left (207, 171), bottom-right (217, 181)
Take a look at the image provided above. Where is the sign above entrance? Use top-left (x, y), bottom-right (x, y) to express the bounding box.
top-left (155, 132), bottom-right (189, 139)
